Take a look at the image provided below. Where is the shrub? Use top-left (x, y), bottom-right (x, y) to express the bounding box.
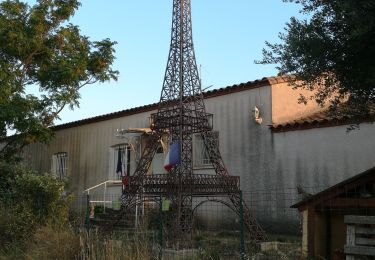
top-left (0, 202), bottom-right (36, 248)
top-left (93, 205), bottom-right (104, 216)
top-left (0, 161), bottom-right (69, 252)
top-left (11, 172), bottom-right (68, 226)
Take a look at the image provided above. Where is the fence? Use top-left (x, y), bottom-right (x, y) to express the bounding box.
top-left (73, 193), bottom-right (250, 259)
top-left (345, 215), bottom-right (375, 259)
top-left (2, 185), bottom-right (375, 259)
top-left (71, 188), bottom-right (309, 259)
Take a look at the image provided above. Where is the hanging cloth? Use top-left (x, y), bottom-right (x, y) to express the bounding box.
top-left (163, 141), bottom-right (181, 171)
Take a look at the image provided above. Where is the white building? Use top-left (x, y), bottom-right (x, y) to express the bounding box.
top-left (21, 76), bottom-right (375, 232)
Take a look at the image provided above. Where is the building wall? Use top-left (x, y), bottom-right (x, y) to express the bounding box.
top-left (22, 110), bottom-right (153, 195)
top-left (271, 80), bottom-right (328, 125)
top-left (23, 84), bottom-right (273, 194)
top-left (314, 212), bottom-right (327, 258)
top-left (204, 84), bottom-right (272, 191)
top-left (302, 210), bottom-right (349, 258)
top-left (330, 212), bottom-right (346, 258)
top-left (21, 81), bottom-right (375, 232)
top-left (268, 123), bottom-right (375, 231)
top-left (272, 123), bottom-right (375, 192)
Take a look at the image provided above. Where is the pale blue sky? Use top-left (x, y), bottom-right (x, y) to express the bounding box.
top-left (25, 0), bottom-right (303, 124)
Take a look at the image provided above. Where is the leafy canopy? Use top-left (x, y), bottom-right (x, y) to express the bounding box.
top-left (258, 0), bottom-right (375, 112)
top-left (0, 0), bottom-right (119, 159)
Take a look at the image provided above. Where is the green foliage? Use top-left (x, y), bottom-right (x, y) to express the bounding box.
top-left (0, 0), bottom-right (119, 159)
top-left (0, 162), bottom-right (69, 251)
top-left (258, 0), bottom-right (375, 113)
top-left (0, 159), bottom-right (24, 192)
top-left (93, 204), bottom-right (104, 215)
top-left (0, 201), bottom-right (36, 248)
top-left (12, 171), bottom-right (69, 225)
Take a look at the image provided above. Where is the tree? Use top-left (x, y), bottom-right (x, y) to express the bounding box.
top-left (0, 0), bottom-right (118, 159)
top-left (258, 0), bottom-right (375, 113)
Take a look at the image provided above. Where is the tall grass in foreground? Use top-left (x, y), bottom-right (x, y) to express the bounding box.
top-left (1, 225), bottom-right (153, 259)
top-left (77, 229), bottom-right (153, 260)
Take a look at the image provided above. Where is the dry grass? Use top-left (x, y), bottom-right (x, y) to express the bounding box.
top-left (25, 225), bottom-right (80, 260)
top-left (1, 225), bottom-right (153, 260)
top-left (77, 229), bottom-right (153, 260)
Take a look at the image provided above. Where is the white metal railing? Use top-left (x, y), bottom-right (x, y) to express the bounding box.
top-left (83, 179), bottom-right (143, 226)
top-left (83, 180), bottom-right (122, 213)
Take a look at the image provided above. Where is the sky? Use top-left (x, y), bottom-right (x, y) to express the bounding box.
top-left (25, 0), bottom-right (304, 125)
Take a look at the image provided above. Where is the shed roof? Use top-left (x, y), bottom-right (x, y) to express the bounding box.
top-left (291, 166), bottom-right (375, 210)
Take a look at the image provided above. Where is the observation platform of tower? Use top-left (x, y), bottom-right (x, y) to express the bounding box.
top-left (123, 174), bottom-right (240, 197)
top-left (150, 108), bottom-right (213, 133)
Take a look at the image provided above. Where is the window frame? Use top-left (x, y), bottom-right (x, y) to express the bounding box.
top-left (111, 144), bottom-right (132, 180)
top-left (51, 152), bottom-right (68, 180)
top-left (193, 133), bottom-right (215, 169)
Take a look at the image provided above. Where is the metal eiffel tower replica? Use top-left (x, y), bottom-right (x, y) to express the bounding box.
top-left (119, 0), bottom-right (267, 245)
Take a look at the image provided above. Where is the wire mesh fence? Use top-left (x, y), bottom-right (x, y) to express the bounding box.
top-left (2, 184), bottom-right (375, 259)
top-left (69, 188), bottom-right (309, 259)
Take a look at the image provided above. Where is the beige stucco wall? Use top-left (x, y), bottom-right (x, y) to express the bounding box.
top-left (271, 81), bottom-right (328, 125)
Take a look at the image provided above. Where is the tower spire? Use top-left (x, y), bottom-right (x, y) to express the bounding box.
top-left (155, 0), bottom-right (209, 181)
top-left (117, 0), bottom-right (267, 247)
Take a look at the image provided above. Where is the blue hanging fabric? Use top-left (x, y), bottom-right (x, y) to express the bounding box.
top-left (163, 141), bottom-right (181, 171)
top-left (116, 148), bottom-right (122, 177)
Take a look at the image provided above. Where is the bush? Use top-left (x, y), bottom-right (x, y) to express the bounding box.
top-left (0, 161), bottom-right (69, 252)
top-left (94, 205), bottom-right (104, 216)
top-left (12, 172), bottom-right (69, 226)
top-left (0, 202), bottom-right (36, 248)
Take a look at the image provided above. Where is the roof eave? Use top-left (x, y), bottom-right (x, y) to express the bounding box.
top-left (50, 76), bottom-right (280, 131)
top-left (291, 166), bottom-right (375, 210)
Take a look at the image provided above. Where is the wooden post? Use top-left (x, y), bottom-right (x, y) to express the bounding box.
top-left (326, 211), bottom-right (332, 259)
top-left (307, 206), bottom-right (315, 257)
top-left (346, 223), bottom-right (355, 260)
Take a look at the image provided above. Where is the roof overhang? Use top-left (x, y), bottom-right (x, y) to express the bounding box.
top-left (291, 166), bottom-right (375, 211)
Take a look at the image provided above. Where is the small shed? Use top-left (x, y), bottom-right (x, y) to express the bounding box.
top-left (291, 166), bottom-right (375, 259)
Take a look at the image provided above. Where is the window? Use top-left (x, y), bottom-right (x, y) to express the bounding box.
top-left (152, 146), bottom-right (167, 175)
top-left (112, 145), bottom-right (131, 180)
top-left (51, 152), bottom-right (68, 180)
top-left (194, 134), bottom-right (211, 167)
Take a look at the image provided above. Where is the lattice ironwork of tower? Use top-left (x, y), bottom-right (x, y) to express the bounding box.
top-left (119, 0), bottom-right (267, 244)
